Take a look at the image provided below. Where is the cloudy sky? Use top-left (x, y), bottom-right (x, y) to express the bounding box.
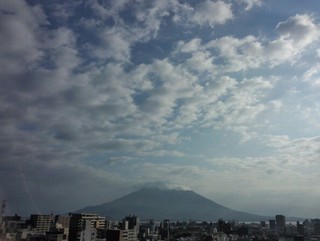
top-left (1, 0), bottom-right (320, 218)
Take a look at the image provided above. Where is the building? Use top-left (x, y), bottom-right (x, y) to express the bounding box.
top-left (313, 222), bottom-right (320, 235)
top-left (30, 215), bottom-right (53, 233)
top-left (68, 213), bottom-right (105, 241)
top-left (138, 219), bottom-right (159, 241)
top-left (46, 230), bottom-right (64, 241)
top-left (105, 215), bottom-right (140, 241)
top-left (122, 216), bottom-right (139, 238)
top-left (269, 220), bottom-right (276, 230)
top-left (1, 215), bottom-right (24, 236)
top-left (260, 221), bottom-right (266, 228)
top-left (16, 228), bottom-right (38, 241)
top-left (159, 219), bottom-right (170, 240)
top-left (275, 215), bottom-right (286, 229)
top-left (55, 215), bottom-right (71, 240)
top-left (79, 220), bottom-right (96, 241)
top-left (297, 221), bottom-right (304, 235)
top-left (106, 229), bottom-right (137, 241)
top-left (122, 216), bottom-right (139, 230)
top-left (56, 216), bottom-right (70, 229)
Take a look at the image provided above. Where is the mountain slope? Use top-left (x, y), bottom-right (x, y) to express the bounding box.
top-left (77, 188), bottom-right (269, 221)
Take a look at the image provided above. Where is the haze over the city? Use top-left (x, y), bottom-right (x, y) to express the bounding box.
top-left (1, 0), bottom-right (320, 218)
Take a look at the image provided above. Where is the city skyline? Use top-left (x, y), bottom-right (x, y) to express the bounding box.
top-left (3, 212), bottom-right (317, 241)
top-left (1, 0), bottom-right (320, 218)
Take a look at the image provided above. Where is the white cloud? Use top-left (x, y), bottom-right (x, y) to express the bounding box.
top-left (99, 29), bottom-right (131, 62)
top-left (2, 2), bottom-right (315, 161)
top-left (0, 0), bottom-right (45, 75)
top-left (265, 14), bottom-right (320, 66)
top-left (88, 0), bottom-right (128, 20)
top-left (208, 35), bottom-right (264, 71)
top-left (303, 63), bottom-right (320, 87)
top-left (276, 14), bottom-right (320, 48)
top-left (185, 51), bottom-right (216, 73)
top-left (201, 14), bottom-right (320, 70)
top-left (259, 135), bottom-right (320, 180)
top-left (133, 0), bottom-right (172, 38)
top-left (192, 1), bottom-right (233, 27)
top-left (176, 38), bottom-right (203, 53)
top-left (239, 0), bottom-right (262, 11)
top-left (303, 64), bottom-right (320, 79)
top-left (199, 76), bottom-right (275, 141)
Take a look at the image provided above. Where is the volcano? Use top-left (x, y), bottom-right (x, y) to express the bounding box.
top-left (77, 187), bottom-right (269, 221)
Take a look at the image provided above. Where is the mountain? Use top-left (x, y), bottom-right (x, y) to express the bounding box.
top-left (77, 188), bottom-right (270, 221)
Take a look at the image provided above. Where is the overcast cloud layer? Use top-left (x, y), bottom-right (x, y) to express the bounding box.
top-left (1, 0), bottom-right (320, 218)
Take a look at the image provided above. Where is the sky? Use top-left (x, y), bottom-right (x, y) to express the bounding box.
top-left (1, 0), bottom-right (320, 219)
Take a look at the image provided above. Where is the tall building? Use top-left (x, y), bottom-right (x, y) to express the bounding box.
top-left (79, 220), bottom-right (96, 241)
top-left (269, 220), bottom-right (276, 229)
top-left (122, 215), bottom-right (139, 238)
top-left (218, 219), bottom-right (226, 232)
top-left (68, 213), bottom-right (105, 241)
top-left (160, 219), bottom-right (170, 240)
top-left (275, 215), bottom-right (286, 228)
top-left (30, 215), bottom-right (53, 233)
top-left (55, 215), bottom-right (71, 240)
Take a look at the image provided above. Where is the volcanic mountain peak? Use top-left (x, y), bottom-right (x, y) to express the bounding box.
top-left (77, 187), bottom-right (269, 221)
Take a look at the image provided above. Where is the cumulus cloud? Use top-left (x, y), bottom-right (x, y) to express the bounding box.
top-left (207, 35), bottom-right (264, 71)
top-left (192, 1), bottom-right (233, 27)
top-left (276, 14), bottom-right (320, 48)
top-left (266, 14), bottom-right (320, 65)
top-left (198, 14), bottom-right (320, 70)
